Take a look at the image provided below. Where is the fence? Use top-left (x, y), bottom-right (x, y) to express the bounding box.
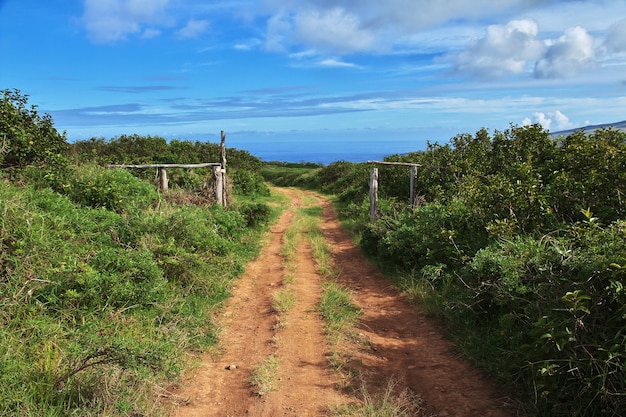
top-left (107, 131), bottom-right (229, 207)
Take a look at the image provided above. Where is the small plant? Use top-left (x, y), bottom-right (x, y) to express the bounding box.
top-left (319, 281), bottom-right (361, 345)
top-left (332, 378), bottom-right (428, 417)
top-left (250, 355), bottom-right (281, 396)
top-left (271, 287), bottom-right (296, 313)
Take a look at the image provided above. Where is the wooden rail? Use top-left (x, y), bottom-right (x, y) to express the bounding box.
top-left (107, 163), bottom-right (222, 169)
top-left (367, 160), bottom-right (420, 167)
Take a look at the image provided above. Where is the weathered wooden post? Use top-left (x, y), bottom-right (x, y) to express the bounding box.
top-left (370, 167), bottom-right (379, 222)
top-left (213, 165), bottom-right (224, 206)
top-left (220, 130), bottom-right (227, 208)
top-left (410, 165), bottom-right (417, 206)
top-left (158, 167), bottom-right (168, 190)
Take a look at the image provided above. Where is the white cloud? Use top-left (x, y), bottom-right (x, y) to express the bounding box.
top-left (604, 18), bottom-right (626, 53)
top-left (177, 19), bottom-right (209, 39)
top-left (534, 26), bottom-right (596, 78)
top-left (450, 19), bottom-right (545, 79)
top-left (260, 0), bottom-right (541, 54)
top-left (141, 28), bottom-right (161, 39)
top-left (293, 8), bottom-right (378, 53)
top-left (317, 58), bottom-right (360, 68)
top-left (265, 7), bottom-right (378, 54)
top-left (81, 0), bottom-right (171, 43)
top-left (81, 0), bottom-right (208, 42)
top-left (234, 38), bottom-right (263, 51)
top-left (523, 110), bottom-right (573, 131)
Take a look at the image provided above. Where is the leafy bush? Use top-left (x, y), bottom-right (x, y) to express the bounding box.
top-left (236, 201), bottom-right (273, 227)
top-left (362, 198), bottom-right (489, 271)
top-left (67, 164), bottom-right (159, 213)
top-left (229, 169), bottom-right (270, 196)
top-left (0, 89), bottom-right (68, 170)
top-left (0, 89), bottom-right (71, 190)
top-left (68, 134), bottom-right (264, 172)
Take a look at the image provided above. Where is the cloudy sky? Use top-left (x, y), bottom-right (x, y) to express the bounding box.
top-left (1, 0), bottom-right (625, 161)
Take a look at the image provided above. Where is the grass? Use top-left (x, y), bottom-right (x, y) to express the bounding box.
top-left (318, 281), bottom-right (361, 345)
top-left (0, 175), bottom-right (278, 416)
top-left (271, 287), bottom-right (296, 313)
top-left (250, 355), bottom-right (282, 396)
top-left (332, 378), bottom-right (429, 417)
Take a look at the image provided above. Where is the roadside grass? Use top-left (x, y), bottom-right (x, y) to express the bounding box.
top-left (318, 281), bottom-right (361, 345)
top-left (250, 355), bottom-right (282, 396)
top-left (0, 175), bottom-right (279, 416)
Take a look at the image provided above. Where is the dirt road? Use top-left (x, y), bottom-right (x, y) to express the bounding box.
top-left (170, 188), bottom-right (517, 417)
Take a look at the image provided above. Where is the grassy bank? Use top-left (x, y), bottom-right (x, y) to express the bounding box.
top-left (0, 166), bottom-right (275, 416)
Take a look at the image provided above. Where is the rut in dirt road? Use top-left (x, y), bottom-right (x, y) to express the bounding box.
top-left (171, 188), bottom-right (519, 417)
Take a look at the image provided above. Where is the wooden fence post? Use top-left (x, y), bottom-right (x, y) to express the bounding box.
top-left (370, 167), bottom-right (379, 222)
top-left (159, 167), bottom-right (168, 191)
top-left (213, 166), bottom-right (224, 206)
top-left (220, 131), bottom-right (227, 208)
top-left (410, 165), bottom-right (417, 206)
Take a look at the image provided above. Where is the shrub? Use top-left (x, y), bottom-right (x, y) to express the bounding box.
top-left (362, 198), bottom-right (488, 271)
top-left (236, 201), bottom-right (273, 227)
top-left (67, 164), bottom-right (159, 213)
top-left (229, 169), bottom-right (270, 196)
top-left (0, 88), bottom-right (68, 170)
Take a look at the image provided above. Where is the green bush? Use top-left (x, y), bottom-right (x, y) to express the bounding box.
top-left (1, 89), bottom-right (71, 190)
top-left (67, 164), bottom-right (159, 213)
top-left (229, 169), bottom-right (270, 196)
top-left (0, 89), bottom-right (68, 170)
top-left (362, 198), bottom-right (488, 271)
top-left (236, 201), bottom-right (273, 227)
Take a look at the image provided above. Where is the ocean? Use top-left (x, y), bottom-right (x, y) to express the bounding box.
top-left (220, 130), bottom-right (444, 165)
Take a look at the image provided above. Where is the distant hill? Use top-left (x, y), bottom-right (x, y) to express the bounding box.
top-left (551, 120), bottom-right (626, 137)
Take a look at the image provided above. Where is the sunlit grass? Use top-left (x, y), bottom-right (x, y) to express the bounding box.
top-left (332, 378), bottom-right (429, 417)
top-left (271, 287), bottom-right (296, 313)
top-left (250, 355), bottom-right (281, 396)
top-left (318, 281), bottom-right (361, 345)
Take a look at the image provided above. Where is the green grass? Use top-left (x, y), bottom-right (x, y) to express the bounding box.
top-left (271, 287), bottom-right (296, 313)
top-left (0, 175), bottom-right (277, 416)
top-left (318, 281), bottom-right (361, 345)
top-left (331, 379), bottom-right (429, 417)
top-left (250, 355), bottom-right (282, 396)
top-left (260, 163), bottom-right (323, 190)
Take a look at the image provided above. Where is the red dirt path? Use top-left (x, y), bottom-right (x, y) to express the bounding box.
top-left (170, 188), bottom-right (519, 417)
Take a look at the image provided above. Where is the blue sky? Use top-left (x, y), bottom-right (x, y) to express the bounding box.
top-left (1, 0), bottom-right (625, 162)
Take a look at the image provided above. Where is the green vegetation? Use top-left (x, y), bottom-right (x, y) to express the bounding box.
top-left (271, 288), bottom-right (296, 313)
top-left (318, 281), bottom-right (361, 346)
top-left (332, 379), bottom-right (427, 417)
top-left (263, 124), bottom-right (626, 417)
top-left (4, 87), bottom-right (624, 416)
top-left (0, 89), bottom-right (274, 416)
top-left (250, 355), bottom-right (282, 396)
